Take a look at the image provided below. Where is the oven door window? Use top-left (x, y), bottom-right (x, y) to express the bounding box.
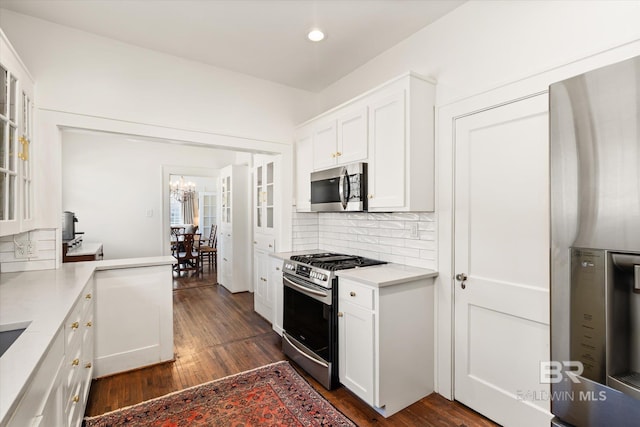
top-left (283, 285), bottom-right (332, 361)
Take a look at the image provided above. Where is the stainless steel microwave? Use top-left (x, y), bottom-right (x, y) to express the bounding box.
top-left (310, 163), bottom-right (367, 212)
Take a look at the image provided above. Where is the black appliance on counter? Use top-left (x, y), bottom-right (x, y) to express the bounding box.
top-left (282, 252), bottom-right (386, 389)
top-left (62, 211), bottom-right (79, 241)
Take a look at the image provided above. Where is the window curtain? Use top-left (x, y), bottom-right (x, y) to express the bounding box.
top-left (181, 192), bottom-right (199, 227)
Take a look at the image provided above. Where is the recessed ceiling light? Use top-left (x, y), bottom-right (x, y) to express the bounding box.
top-left (307, 29), bottom-right (325, 42)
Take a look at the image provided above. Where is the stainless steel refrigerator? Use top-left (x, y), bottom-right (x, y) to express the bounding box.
top-left (550, 55), bottom-right (640, 426)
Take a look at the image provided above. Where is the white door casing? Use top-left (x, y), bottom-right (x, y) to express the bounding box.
top-left (453, 93), bottom-right (552, 427)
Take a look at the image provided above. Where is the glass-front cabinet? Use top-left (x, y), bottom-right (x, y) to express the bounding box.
top-left (254, 159), bottom-right (274, 232)
top-left (0, 31), bottom-right (35, 237)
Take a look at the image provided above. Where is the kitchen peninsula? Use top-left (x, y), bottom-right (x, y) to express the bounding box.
top-left (0, 256), bottom-right (175, 426)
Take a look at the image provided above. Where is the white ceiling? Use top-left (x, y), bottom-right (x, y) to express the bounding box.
top-left (0, 0), bottom-right (465, 92)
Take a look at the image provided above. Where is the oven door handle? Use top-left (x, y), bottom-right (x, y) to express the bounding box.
top-left (283, 333), bottom-right (329, 368)
top-left (283, 276), bottom-right (328, 297)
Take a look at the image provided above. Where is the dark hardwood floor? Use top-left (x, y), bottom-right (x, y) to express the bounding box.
top-left (85, 268), bottom-right (497, 426)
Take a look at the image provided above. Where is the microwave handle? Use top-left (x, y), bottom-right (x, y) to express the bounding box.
top-left (338, 167), bottom-right (349, 209)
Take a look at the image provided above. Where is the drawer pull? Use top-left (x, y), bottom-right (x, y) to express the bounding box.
top-left (72, 358), bottom-right (79, 366)
top-left (86, 321), bottom-right (93, 327)
top-left (85, 293), bottom-right (92, 299)
top-left (71, 322), bottom-right (79, 329)
top-left (337, 312), bottom-right (344, 317)
top-left (85, 362), bottom-right (92, 369)
top-left (72, 395), bottom-right (80, 403)
top-left (268, 244), bottom-right (273, 248)
top-left (350, 291), bottom-right (356, 297)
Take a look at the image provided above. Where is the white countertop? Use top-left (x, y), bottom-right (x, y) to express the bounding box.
top-left (336, 263), bottom-right (438, 287)
top-left (0, 256), bottom-right (175, 424)
top-left (271, 249), bottom-right (438, 287)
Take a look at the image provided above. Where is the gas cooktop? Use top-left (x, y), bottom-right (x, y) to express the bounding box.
top-left (290, 252), bottom-right (387, 271)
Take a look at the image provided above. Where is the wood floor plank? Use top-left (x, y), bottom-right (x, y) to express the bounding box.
top-left (85, 270), bottom-right (497, 426)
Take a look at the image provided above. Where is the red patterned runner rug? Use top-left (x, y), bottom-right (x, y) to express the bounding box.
top-left (84, 360), bottom-right (356, 426)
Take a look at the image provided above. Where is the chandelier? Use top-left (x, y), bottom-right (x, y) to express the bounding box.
top-left (170, 176), bottom-right (196, 203)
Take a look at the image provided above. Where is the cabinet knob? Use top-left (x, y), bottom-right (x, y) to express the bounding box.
top-left (336, 152), bottom-right (342, 157)
top-left (86, 321), bottom-right (92, 327)
top-left (223, 258), bottom-right (228, 261)
top-left (276, 267), bottom-right (280, 271)
top-left (253, 241), bottom-right (257, 244)
top-left (368, 194), bottom-right (374, 199)
top-left (71, 321), bottom-right (79, 330)
top-left (350, 291), bottom-right (356, 297)
top-left (331, 152), bottom-right (336, 158)
top-left (268, 244), bottom-right (273, 248)
top-left (72, 358), bottom-right (80, 366)
top-left (85, 362), bottom-right (92, 369)
top-left (337, 312), bottom-right (344, 317)
top-left (72, 395), bottom-right (80, 403)
top-left (85, 293), bottom-right (92, 299)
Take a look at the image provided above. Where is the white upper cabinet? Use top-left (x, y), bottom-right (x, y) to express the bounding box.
top-left (367, 75), bottom-right (435, 212)
top-left (295, 72), bottom-right (435, 213)
top-left (253, 154), bottom-right (277, 234)
top-left (0, 30), bottom-right (35, 236)
top-left (312, 119), bottom-right (337, 170)
top-left (337, 106), bottom-right (368, 165)
top-left (294, 126), bottom-right (312, 212)
top-left (312, 107), bottom-right (369, 171)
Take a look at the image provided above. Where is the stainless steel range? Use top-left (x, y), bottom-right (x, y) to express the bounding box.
top-left (282, 252), bottom-right (386, 389)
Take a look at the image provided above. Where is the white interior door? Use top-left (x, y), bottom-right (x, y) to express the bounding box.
top-left (453, 94), bottom-right (552, 427)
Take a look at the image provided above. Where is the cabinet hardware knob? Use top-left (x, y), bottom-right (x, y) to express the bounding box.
top-left (223, 258), bottom-right (228, 261)
top-left (253, 241), bottom-right (257, 244)
top-left (337, 312), bottom-right (344, 317)
top-left (72, 358), bottom-right (80, 366)
top-left (336, 152), bottom-right (342, 157)
top-left (331, 152), bottom-right (336, 158)
top-left (71, 322), bottom-right (79, 329)
top-left (85, 293), bottom-right (92, 299)
top-left (86, 321), bottom-right (92, 327)
top-left (276, 267), bottom-right (280, 271)
top-left (368, 194), bottom-right (373, 199)
top-left (350, 291), bottom-right (356, 297)
top-left (85, 362), bottom-right (92, 369)
top-left (72, 395), bottom-right (80, 403)
top-left (268, 244), bottom-right (273, 248)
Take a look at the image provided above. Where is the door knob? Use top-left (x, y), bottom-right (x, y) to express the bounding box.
top-left (455, 273), bottom-right (468, 289)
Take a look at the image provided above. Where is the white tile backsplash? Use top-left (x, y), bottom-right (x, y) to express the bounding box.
top-left (0, 229), bottom-right (57, 273)
top-left (291, 210), bottom-right (436, 269)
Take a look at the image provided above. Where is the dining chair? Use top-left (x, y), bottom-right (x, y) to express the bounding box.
top-left (172, 232), bottom-right (201, 277)
top-left (199, 225), bottom-right (217, 272)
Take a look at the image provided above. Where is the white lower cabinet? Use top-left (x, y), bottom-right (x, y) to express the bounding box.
top-left (338, 277), bottom-right (435, 418)
top-left (269, 256), bottom-right (284, 336)
top-left (253, 246), bottom-right (272, 321)
top-left (7, 280), bottom-right (94, 427)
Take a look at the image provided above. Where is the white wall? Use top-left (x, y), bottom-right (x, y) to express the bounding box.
top-left (61, 131), bottom-right (236, 259)
top-left (318, 1), bottom-right (640, 111)
top-left (0, 9), bottom-right (318, 144)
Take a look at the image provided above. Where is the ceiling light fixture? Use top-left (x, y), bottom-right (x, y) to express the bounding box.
top-left (307, 29), bottom-right (325, 42)
top-left (170, 176), bottom-right (196, 203)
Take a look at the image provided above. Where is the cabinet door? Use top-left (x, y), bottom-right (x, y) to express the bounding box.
top-left (253, 251), bottom-right (272, 321)
top-left (295, 130), bottom-right (313, 212)
top-left (338, 299), bottom-right (375, 405)
top-left (368, 90), bottom-right (406, 210)
top-left (337, 107), bottom-right (368, 165)
top-left (269, 258), bottom-right (284, 335)
top-left (312, 119), bottom-right (337, 170)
